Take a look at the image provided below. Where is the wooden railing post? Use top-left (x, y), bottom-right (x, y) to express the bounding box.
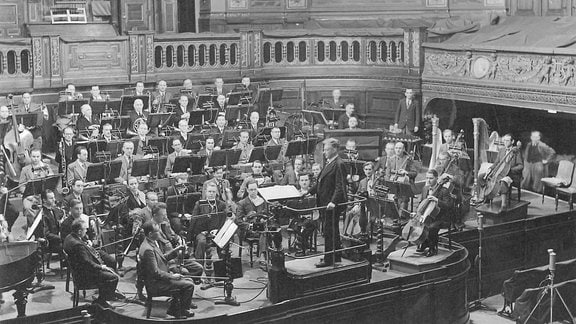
top-left (239, 27), bottom-right (263, 72)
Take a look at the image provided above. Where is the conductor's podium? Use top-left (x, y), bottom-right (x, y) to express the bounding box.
top-left (474, 200), bottom-right (530, 225)
top-left (268, 250), bottom-right (372, 303)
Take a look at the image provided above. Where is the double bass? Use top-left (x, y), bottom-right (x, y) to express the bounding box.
top-left (3, 94), bottom-right (34, 182)
top-left (477, 142), bottom-right (521, 202)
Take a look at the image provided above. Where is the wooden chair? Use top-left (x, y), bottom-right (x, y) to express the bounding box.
top-left (541, 160), bottom-right (574, 203)
top-left (555, 168), bottom-right (576, 211)
top-left (137, 253), bottom-right (181, 319)
top-left (63, 251), bottom-right (98, 307)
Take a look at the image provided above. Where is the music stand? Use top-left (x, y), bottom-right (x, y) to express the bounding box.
top-left (224, 105), bottom-right (249, 123)
top-left (257, 88), bottom-right (283, 106)
top-left (213, 218), bottom-right (240, 306)
top-left (221, 129), bottom-right (241, 149)
top-left (265, 145), bottom-right (282, 161)
top-left (86, 140), bottom-right (106, 162)
top-left (105, 140), bottom-right (124, 158)
top-left (105, 160), bottom-right (122, 183)
top-left (58, 99), bottom-right (88, 115)
top-left (248, 146), bottom-right (265, 162)
top-left (166, 192), bottom-right (201, 215)
top-left (14, 114), bottom-right (37, 128)
top-left (384, 180), bottom-right (415, 211)
top-left (120, 95), bottom-right (149, 116)
top-left (23, 174), bottom-right (61, 197)
top-left (189, 110), bottom-right (208, 126)
top-left (285, 139), bottom-right (313, 157)
top-left (147, 137), bottom-right (168, 156)
top-left (321, 108), bottom-right (345, 124)
top-left (208, 150), bottom-right (227, 167)
top-left (226, 149), bottom-right (242, 167)
top-left (148, 156), bottom-right (167, 179)
top-left (302, 109), bottom-right (328, 131)
top-left (148, 113), bottom-right (172, 129)
top-left (172, 156), bottom-right (206, 175)
top-left (100, 116), bottom-right (129, 131)
top-left (86, 163), bottom-right (105, 183)
top-left (130, 158), bottom-right (149, 177)
top-left (260, 126), bottom-right (286, 139)
top-left (195, 94), bottom-right (216, 110)
top-left (90, 101), bottom-right (108, 115)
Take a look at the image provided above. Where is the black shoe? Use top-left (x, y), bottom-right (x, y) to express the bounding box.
top-left (137, 292), bottom-right (147, 302)
top-left (416, 245), bottom-right (426, 253)
top-left (315, 259), bottom-right (333, 268)
top-left (94, 298), bottom-right (115, 310)
top-left (183, 310), bottom-right (195, 317)
top-left (425, 248), bottom-right (438, 257)
top-left (189, 302), bottom-right (198, 310)
top-left (167, 309), bottom-right (187, 319)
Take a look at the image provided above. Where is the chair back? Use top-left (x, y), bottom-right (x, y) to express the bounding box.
top-left (557, 160), bottom-right (576, 187)
top-left (63, 249), bottom-right (99, 290)
top-left (568, 164), bottom-right (576, 189)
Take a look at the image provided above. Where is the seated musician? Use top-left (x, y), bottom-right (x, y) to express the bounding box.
top-left (438, 129), bottom-right (462, 155)
top-left (478, 133), bottom-right (523, 208)
top-left (311, 163), bottom-right (322, 188)
top-left (64, 219), bottom-right (121, 309)
top-left (172, 119), bottom-right (191, 149)
top-left (173, 95), bottom-right (191, 124)
top-left (165, 138), bottom-right (192, 177)
top-left (59, 83), bottom-right (83, 101)
top-left (232, 130), bottom-right (253, 165)
top-left (344, 161), bottom-right (376, 235)
top-left (115, 141), bottom-right (136, 184)
top-left (134, 122), bottom-right (152, 156)
top-left (214, 114), bottom-right (228, 137)
top-left (236, 179), bottom-right (269, 263)
top-left (168, 173), bottom-right (195, 197)
top-left (385, 142), bottom-right (416, 211)
top-left (374, 142), bottom-right (396, 178)
top-left (337, 103), bottom-right (358, 129)
top-left (181, 78), bottom-right (196, 97)
top-left (0, 106), bottom-right (11, 139)
top-left (347, 116), bottom-right (360, 130)
top-left (100, 123), bottom-right (119, 143)
top-left (32, 190), bottom-right (64, 274)
top-left (15, 92), bottom-right (44, 149)
top-left (151, 203), bottom-right (203, 279)
top-left (281, 157), bottom-right (305, 186)
top-left (152, 80), bottom-right (172, 113)
top-left (202, 166), bottom-right (231, 201)
top-left (89, 85), bottom-right (104, 102)
top-left (291, 173), bottom-right (318, 255)
top-left (128, 99), bottom-right (149, 137)
top-left (417, 169), bottom-right (455, 257)
top-left (56, 127), bottom-right (76, 173)
top-left (235, 75), bottom-right (258, 94)
top-left (133, 81), bottom-right (146, 96)
top-left (197, 137), bottom-right (217, 167)
top-left (188, 182), bottom-right (227, 269)
top-left (64, 179), bottom-right (92, 214)
top-left (132, 191), bottom-right (157, 234)
top-left (67, 145), bottom-right (90, 187)
top-left (211, 77), bottom-right (229, 97)
top-left (19, 148), bottom-right (53, 195)
top-left (267, 126), bottom-right (288, 164)
top-left (215, 95), bottom-right (227, 111)
top-left (126, 176), bottom-right (146, 210)
top-left (139, 221), bottom-right (196, 319)
top-left (237, 160), bottom-right (272, 199)
top-left (76, 104), bottom-right (100, 141)
top-left (248, 111), bottom-right (262, 142)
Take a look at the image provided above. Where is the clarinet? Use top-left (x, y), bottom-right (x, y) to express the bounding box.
top-left (60, 139), bottom-right (69, 194)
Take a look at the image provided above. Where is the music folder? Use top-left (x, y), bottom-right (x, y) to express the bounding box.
top-left (208, 149), bottom-right (227, 167)
top-left (224, 105), bottom-right (249, 123)
top-left (86, 163), bottom-right (105, 182)
top-left (147, 137), bottom-right (168, 156)
top-left (226, 149), bottom-right (242, 166)
top-left (105, 140), bottom-right (124, 158)
top-left (172, 155), bottom-right (206, 175)
top-left (214, 218), bottom-right (238, 249)
top-left (148, 112), bottom-right (172, 129)
top-left (90, 100), bottom-right (108, 115)
top-left (131, 158), bottom-right (151, 177)
top-left (14, 113), bottom-right (38, 128)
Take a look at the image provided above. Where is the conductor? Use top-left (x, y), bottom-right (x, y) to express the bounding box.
top-left (310, 138), bottom-right (348, 268)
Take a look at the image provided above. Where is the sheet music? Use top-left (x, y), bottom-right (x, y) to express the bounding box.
top-left (258, 185), bottom-right (302, 201)
top-left (214, 218), bottom-right (238, 249)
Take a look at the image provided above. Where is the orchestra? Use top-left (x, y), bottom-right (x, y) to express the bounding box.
top-left (0, 79), bottom-right (561, 319)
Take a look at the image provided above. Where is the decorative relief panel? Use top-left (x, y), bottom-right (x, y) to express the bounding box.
top-left (64, 43), bottom-right (125, 71)
top-left (32, 37), bottom-right (42, 76)
top-left (129, 35), bottom-right (139, 73)
top-left (146, 34), bottom-right (154, 72)
top-left (50, 36), bottom-right (60, 76)
top-left (424, 49), bottom-right (576, 88)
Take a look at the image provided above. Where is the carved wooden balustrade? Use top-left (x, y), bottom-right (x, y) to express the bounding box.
top-left (0, 40), bottom-right (33, 90)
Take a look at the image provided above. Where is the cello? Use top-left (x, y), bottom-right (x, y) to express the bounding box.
top-left (3, 94), bottom-right (34, 182)
top-left (477, 141), bottom-right (521, 202)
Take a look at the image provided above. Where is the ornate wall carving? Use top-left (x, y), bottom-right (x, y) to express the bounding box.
top-left (129, 35), bottom-right (139, 73)
top-left (32, 37), bottom-right (42, 76)
top-left (49, 36), bottom-right (60, 76)
top-left (146, 34), bottom-right (154, 73)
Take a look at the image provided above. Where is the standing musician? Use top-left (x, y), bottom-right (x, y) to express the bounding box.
top-left (127, 99), bottom-right (149, 137)
top-left (232, 130), bottom-right (253, 165)
top-left (188, 183), bottom-right (227, 280)
top-left (19, 148), bottom-right (53, 195)
top-left (417, 169), bottom-right (455, 257)
top-left (64, 219), bottom-right (120, 310)
top-left (337, 103), bottom-right (358, 129)
top-left (394, 88), bottom-right (420, 135)
top-left (385, 142), bottom-right (416, 211)
top-left (126, 176), bottom-right (146, 211)
top-left (100, 123), bottom-right (119, 143)
top-left (64, 179), bottom-right (92, 215)
top-left (309, 138), bottom-right (348, 268)
top-left (152, 80), bottom-right (172, 113)
top-left (326, 89), bottom-right (347, 109)
top-left (139, 221), bottom-right (195, 319)
top-left (522, 130), bottom-right (555, 193)
top-left (236, 179), bottom-right (269, 264)
top-left (236, 160), bottom-right (272, 199)
top-left (165, 138), bottom-right (192, 177)
top-left (478, 134), bottom-right (523, 208)
top-left (76, 104), bottom-right (99, 140)
top-left (66, 146), bottom-right (90, 187)
top-left (56, 127), bottom-right (76, 173)
top-left (115, 141), bottom-right (135, 184)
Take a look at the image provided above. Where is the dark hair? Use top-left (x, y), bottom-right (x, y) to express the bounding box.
top-left (76, 145), bottom-right (87, 157)
top-left (246, 178), bottom-right (258, 187)
top-left (71, 219), bottom-right (86, 234)
top-left (72, 179), bottom-right (83, 187)
top-left (69, 198), bottom-right (83, 209)
top-left (142, 221), bottom-right (157, 236)
top-left (43, 189), bottom-right (54, 200)
top-left (151, 202), bottom-right (167, 217)
top-left (253, 160), bottom-right (262, 166)
top-left (426, 169), bottom-right (439, 178)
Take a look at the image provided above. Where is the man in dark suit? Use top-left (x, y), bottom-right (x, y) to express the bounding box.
top-left (394, 88), bottom-right (420, 135)
top-left (309, 138), bottom-right (348, 268)
top-left (64, 219), bottom-right (119, 309)
top-left (152, 80), bottom-right (172, 113)
top-left (337, 103), bottom-right (358, 129)
top-left (171, 95), bottom-right (191, 126)
top-left (127, 99), bottom-right (149, 137)
top-left (64, 179), bottom-right (92, 215)
top-left (139, 221), bottom-right (195, 319)
top-left (66, 146), bottom-right (90, 187)
top-left (76, 104), bottom-right (100, 140)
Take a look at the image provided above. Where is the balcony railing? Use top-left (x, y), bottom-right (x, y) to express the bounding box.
top-left (0, 46), bottom-right (32, 77)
